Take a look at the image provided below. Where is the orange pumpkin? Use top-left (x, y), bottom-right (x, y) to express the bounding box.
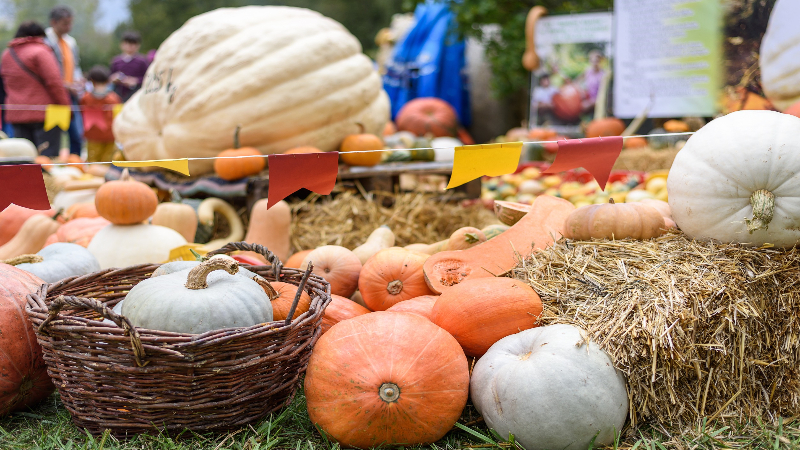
top-left (269, 281), bottom-right (311, 321)
top-left (44, 217), bottom-right (111, 248)
top-left (339, 125), bottom-right (384, 167)
top-left (305, 311), bottom-right (469, 448)
top-left (552, 83), bottom-right (584, 122)
top-left (385, 295), bottom-right (438, 320)
top-left (624, 136), bottom-right (648, 149)
top-left (430, 277), bottom-right (543, 357)
top-left (213, 126), bottom-right (265, 180)
top-left (94, 169), bottom-right (157, 225)
top-left (301, 245), bottom-right (362, 298)
top-left (320, 294), bottom-right (371, 334)
top-left (563, 199), bottom-right (666, 240)
top-left (284, 146), bottom-right (322, 154)
top-left (585, 118), bottom-right (625, 138)
top-left (358, 248), bottom-right (434, 311)
top-left (382, 121), bottom-right (397, 136)
top-left (285, 249), bottom-right (313, 268)
top-left (66, 154), bottom-right (84, 172)
top-left (66, 203), bottom-right (99, 220)
top-left (34, 155), bottom-right (53, 170)
top-left (396, 97), bottom-right (459, 137)
top-left (446, 227), bottom-right (487, 251)
top-left (528, 128), bottom-right (558, 141)
top-left (663, 119), bottom-right (689, 133)
top-left (0, 205), bottom-right (58, 246)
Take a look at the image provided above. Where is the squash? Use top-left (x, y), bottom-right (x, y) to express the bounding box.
top-left (668, 110), bottom-right (800, 246)
top-left (638, 198), bottom-right (676, 229)
top-left (305, 311), bottom-right (469, 448)
top-left (197, 197), bottom-right (244, 251)
top-left (481, 224), bottom-right (509, 240)
top-left (624, 136), bottom-right (647, 149)
top-left (65, 202), bottom-right (99, 220)
top-left (87, 223), bottom-right (187, 269)
top-left (430, 277), bottom-right (543, 357)
top-left (269, 281), bottom-right (311, 321)
top-left (585, 117), bottom-right (625, 138)
top-left (350, 290), bottom-right (368, 309)
top-left (152, 199), bottom-right (198, 243)
top-left (663, 119), bottom-right (689, 133)
top-left (243, 199), bottom-right (291, 262)
top-left (494, 200), bottom-right (530, 226)
top-left (5, 243), bottom-right (100, 283)
top-left (395, 97), bottom-right (459, 137)
top-left (44, 217), bottom-right (110, 248)
top-left (113, 6), bottom-right (389, 177)
top-left (404, 239), bottom-right (447, 255)
top-left (423, 195), bottom-right (574, 294)
top-left (552, 83), bottom-right (583, 122)
top-left (446, 226), bottom-right (486, 251)
top-left (339, 125), bottom-right (384, 167)
top-left (785, 100), bottom-right (800, 119)
top-left (53, 188), bottom-right (97, 212)
top-left (0, 205), bottom-right (58, 246)
top-left (301, 245), bottom-right (361, 298)
top-left (0, 137), bottom-right (37, 158)
top-left (0, 265), bottom-right (53, 416)
top-left (471, 324), bottom-right (628, 450)
top-left (563, 199), bottom-right (666, 240)
top-left (760, 0), bottom-right (800, 111)
top-left (385, 295), bottom-right (437, 320)
top-left (358, 248), bottom-right (434, 311)
top-left (284, 146), bottom-right (322, 154)
top-left (352, 225), bottom-right (395, 265)
top-left (320, 294), bottom-right (370, 334)
top-left (0, 214), bottom-right (61, 260)
top-left (285, 249), bottom-right (312, 268)
top-left (122, 257), bottom-right (272, 333)
top-left (382, 121), bottom-right (397, 136)
top-left (214, 126), bottom-right (266, 180)
top-left (95, 169), bottom-right (157, 225)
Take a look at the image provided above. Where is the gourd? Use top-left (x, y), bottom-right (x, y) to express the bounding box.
top-left (471, 324), bottom-right (628, 450)
top-left (5, 243), bottom-right (100, 283)
top-left (213, 126), bottom-right (266, 180)
top-left (301, 245), bottom-right (361, 297)
top-left (269, 281), bottom-right (311, 321)
top-left (552, 83), bottom-right (583, 122)
top-left (0, 214), bottom-right (61, 260)
top-left (430, 277), bottom-right (543, 357)
top-left (446, 227), bottom-right (486, 251)
top-left (639, 198), bottom-right (676, 229)
top-left (385, 295), bottom-right (437, 320)
top-left (395, 97), bottom-right (459, 137)
top-left (88, 224), bottom-right (187, 269)
top-left (358, 248), bottom-right (434, 311)
top-left (563, 199), bottom-right (666, 241)
top-left (663, 119), bottom-right (689, 133)
top-left (494, 200), bottom-right (530, 226)
top-left (196, 198), bottom-right (243, 250)
top-left (759, 0), bottom-right (800, 111)
top-left (44, 217), bottom-right (110, 248)
top-left (0, 137), bottom-right (37, 158)
top-left (94, 169), bottom-right (157, 225)
top-left (320, 294), bottom-right (370, 334)
top-left (113, 6), bottom-right (389, 176)
top-left (65, 202), bottom-right (99, 220)
top-left (339, 124), bottom-right (384, 167)
top-left (52, 188), bottom-right (97, 212)
top-left (243, 199), bottom-right (291, 262)
top-left (404, 240), bottom-right (448, 255)
top-left (151, 193), bottom-right (198, 242)
top-left (352, 225), bottom-right (394, 264)
top-left (481, 224), bottom-right (509, 240)
top-left (668, 110), bottom-right (800, 247)
top-left (0, 265), bottom-right (53, 416)
top-left (585, 117), bottom-right (625, 138)
top-left (284, 146), bottom-right (321, 154)
top-left (0, 205), bottom-right (58, 246)
top-left (305, 311), bottom-right (469, 448)
top-left (122, 257), bottom-right (272, 334)
top-left (285, 249), bottom-right (312, 268)
top-left (624, 136), bottom-right (647, 149)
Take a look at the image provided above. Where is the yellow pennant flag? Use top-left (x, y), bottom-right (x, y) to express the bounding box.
top-left (112, 104), bottom-right (123, 119)
top-left (113, 158), bottom-right (191, 176)
top-left (43, 105), bottom-right (71, 131)
top-left (446, 142), bottom-right (523, 189)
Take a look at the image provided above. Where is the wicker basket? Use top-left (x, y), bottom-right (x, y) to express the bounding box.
top-left (26, 242), bottom-right (331, 437)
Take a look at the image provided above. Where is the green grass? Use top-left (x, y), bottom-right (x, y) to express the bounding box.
top-left (1, 391), bottom-right (799, 449)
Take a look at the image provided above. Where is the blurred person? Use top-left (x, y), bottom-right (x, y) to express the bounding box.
top-left (579, 49), bottom-right (606, 113)
top-left (80, 66), bottom-right (121, 162)
top-left (45, 5), bottom-right (84, 156)
top-left (531, 73), bottom-right (558, 124)
top-left (1, 21), bottom-right (70, 156)
top-left (110, 31), bottom-right (149, 101)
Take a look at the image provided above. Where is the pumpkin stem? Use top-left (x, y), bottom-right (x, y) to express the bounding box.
top-left (746, 189), bottom-right (775, 234)
top-left (378, 382), bottom-right (400, 403)
top-left (354, 122), bottom-right (365, 135)
top-left (120, 168), bottom-right (131, 181)
top-left (387, 280), bottom-right (403, 295)
top-left (233, 125), bottom-right (242, 149)
top-left (1, 254), bottom-right (44, 266)
top-left (252, 275), bottom-right (279, 300)
top-left (185, 256), bottom-right (239, 290)
top-left (609, 198), bottom-right (615, 204)
top-left (464, 233), bottom-right (480, 244)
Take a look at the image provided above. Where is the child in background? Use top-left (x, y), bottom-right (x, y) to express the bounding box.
top-left (80, 66), bottom-right (121, 162)
top-left (110, 31), bottom-right (149, 101)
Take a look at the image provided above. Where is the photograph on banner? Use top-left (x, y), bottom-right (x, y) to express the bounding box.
top-left (529, 12), bottom-right (613, 132)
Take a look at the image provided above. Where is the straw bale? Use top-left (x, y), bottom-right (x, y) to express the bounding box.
top-left (513, 231), bottom-right (800, 427)
top-left (612, 147), bottom-right (681, 172)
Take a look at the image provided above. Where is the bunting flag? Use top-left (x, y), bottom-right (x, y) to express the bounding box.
top-left (112, 104), bottom-right (123, 119)
top-left (113, 158), bottom-right (191, 176)
top-left (82, 106), bottom-right (107, 132)
top-left (0, 165), bottom-right (51, 211)
top-left (446, 142), bottom-right (523, 189)
top-left (43, 105), bottom-right (71, 131)
top-left (542, 136), bottom-right (624, 191)
top-left (267, 152), bottom-right (339, 208)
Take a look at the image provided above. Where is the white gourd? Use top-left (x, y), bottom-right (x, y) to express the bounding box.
top-left (0, 138), bottom-right (37, 158)
top-left (88, 224), bottom-right (188, 269)
top-left (760, 0), bottom-right (800, 111)
top-left (113, 6), bottom-right (389, 176)
top-left (9, 243), bottom-right (100, 283)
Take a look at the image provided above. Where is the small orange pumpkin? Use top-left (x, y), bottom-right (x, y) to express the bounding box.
top-left (382, 121), bottom-right (397, 136)
top-left (66, 154), bottom-right (85, 172)
top-left (66, 203), bottom-right (99, 220)
top-left (385, 295), bottom-right (437, 320)
top-left (213, 126), bottom-right (265, 180)
top-left (34, 156), bottom-right (53, 170)
top-left (339, 124), bottom-right (383, 167)
top-left (321, 294), bottom-right (371, 334)
top-left (44, 217), bottom-right (110, 248)
top-left (585, 117), bottom-right (625, 138)
top-left (269, 281), bottom-right (311, 321)
top-left (563, 199), bottom-right (666, 240)
top-left (285, 249), bottom-right (313, 268)
top-left (94, 169), bottom-right (158, 225)
top-left (359, 248), bottom-right (435, 311)
top-left (284, 146), bottom-right (322, 155)
top-left (624, 136), bottom-right (648, 149)
top-left (301, 245), bottom-right (362, 298)
top-left (663, 119), bottom-right (690, 133)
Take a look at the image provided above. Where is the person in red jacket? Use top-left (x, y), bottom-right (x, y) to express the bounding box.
top-left (1, 21), bottom-right (70, 157)
top-left (80, 66), bottom-right (121, 162)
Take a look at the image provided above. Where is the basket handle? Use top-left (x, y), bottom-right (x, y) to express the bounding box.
top-left (206, 241), bottom-right (283, 281)
top-left (39, 295), bottom-right (148, 367)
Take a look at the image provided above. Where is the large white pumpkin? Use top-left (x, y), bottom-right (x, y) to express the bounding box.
top-left (113, 6), bottom-right (390, 176)
top-left (87, 224), bottom-right (187, 269)
top-left (471, 324), bottom-right (628, 450)
top-left (668, 110), bottom-right (800, 247)
top-left (760, 0), bottom-right (800, 111)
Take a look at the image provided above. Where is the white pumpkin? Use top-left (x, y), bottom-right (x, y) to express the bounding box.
top-left (0, 138), bottom-right (37, 158)
top-left (430, 136), bottom-right (462, 162)
top-left (667, 111), bottom-right (800, 247)
top-left (470, 324), bottom-right (628, 450)
top-left (87, 224), bottom-right (188, 269)
top-left (113, 6), bottom-right (389, 176)
top-left (13, 242), bottom-right (100, 283)
top-left (52, 188), bottom-right (96, 212)
top-left (760, 0), bottom-right (800, 111)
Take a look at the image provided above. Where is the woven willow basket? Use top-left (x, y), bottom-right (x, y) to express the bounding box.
top-left (26, 242), bottom-right (331, 437)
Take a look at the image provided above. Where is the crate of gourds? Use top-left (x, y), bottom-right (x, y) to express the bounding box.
top-left (26, 241), bottom-right (331, 437)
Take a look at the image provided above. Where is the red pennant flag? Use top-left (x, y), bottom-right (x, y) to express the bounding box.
top-left (82, 106), bottom-right (107, 133)
top-left (542, 136), bottom-right (623, 190)
top-left (267, 152), bottom-right (339, 208)
top-left (0, 164), bottom-right (51, 211)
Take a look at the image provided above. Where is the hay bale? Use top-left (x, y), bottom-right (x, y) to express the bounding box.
top-left (513, 231), bottom-right (800, 427)
top-left (612, 147), bottom-right (681, 172)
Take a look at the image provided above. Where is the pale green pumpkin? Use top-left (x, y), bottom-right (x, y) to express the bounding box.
top-left (7, 243), bottom-right (100, 283)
